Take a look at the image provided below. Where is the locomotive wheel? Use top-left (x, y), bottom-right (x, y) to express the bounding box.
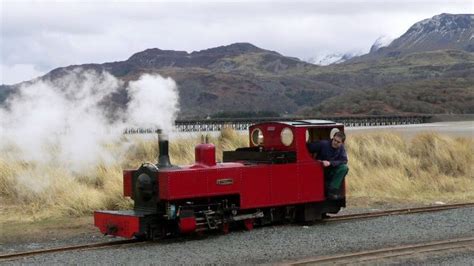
top-left (133, 232), bottom-right (149, 241)
top-left (221, 223), bottom-right (230, 234)
top-left (243, 219), bottom-right (254, 231)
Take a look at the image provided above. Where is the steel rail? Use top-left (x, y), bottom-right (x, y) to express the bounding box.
top-left (288, 236), bottom-right (474, 265)
top-left (0, 239), bottom-right (142, 261)
top-left (324, 202), bottom-right (474, 223)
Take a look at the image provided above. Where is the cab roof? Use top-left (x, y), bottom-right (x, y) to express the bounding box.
top-left (253, 120), bottom-right (341, 127)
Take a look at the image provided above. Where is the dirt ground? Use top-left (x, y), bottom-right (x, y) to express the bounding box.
top-left (0, 216), bottom-right (96, 244)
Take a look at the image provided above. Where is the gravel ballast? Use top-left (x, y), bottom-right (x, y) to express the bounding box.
top-left (6, 207), bottom-right (474, 264)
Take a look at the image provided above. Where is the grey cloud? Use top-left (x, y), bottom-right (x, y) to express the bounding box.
top-left (1, 0), bottom-right (472, 84)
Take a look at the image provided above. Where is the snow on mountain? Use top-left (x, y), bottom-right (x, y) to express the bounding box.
top-left (306, 52), bottom-right (359, 66)
top-left (369, 36), bottom-right (394, 53)
top-left (380, 13), bottom-right (473, 54)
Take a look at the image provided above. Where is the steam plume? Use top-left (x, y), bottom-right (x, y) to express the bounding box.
top-left (0, 69), bottom-right (179, 205)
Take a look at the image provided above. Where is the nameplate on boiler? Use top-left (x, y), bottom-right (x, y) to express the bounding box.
top-left (216, 178), bottom-right (234, 185)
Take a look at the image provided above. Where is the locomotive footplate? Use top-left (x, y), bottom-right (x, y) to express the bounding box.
top-left (94, 210), bottom-right (157, 239)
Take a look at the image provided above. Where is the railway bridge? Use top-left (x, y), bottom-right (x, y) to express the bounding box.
top-left (173, 115), bottom-right (432, 132)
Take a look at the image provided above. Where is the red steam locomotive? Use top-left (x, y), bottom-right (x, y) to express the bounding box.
top-left (94, 120), bottom-right (346, 239)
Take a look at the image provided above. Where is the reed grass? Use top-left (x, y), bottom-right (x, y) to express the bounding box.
top-left (0, 128), bottom-right (472, 222)
top-left (346, 132), bottom-right (474, 203)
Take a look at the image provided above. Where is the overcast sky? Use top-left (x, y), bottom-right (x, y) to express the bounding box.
top-left (1, 0), bottom-right (472, 85)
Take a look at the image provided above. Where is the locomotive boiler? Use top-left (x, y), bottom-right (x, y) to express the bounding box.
top-left (94, 120), bottom-right (346, 239)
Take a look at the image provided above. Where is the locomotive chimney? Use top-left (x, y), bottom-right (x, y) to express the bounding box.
top-left (157, 130), bottom-right (172, 168)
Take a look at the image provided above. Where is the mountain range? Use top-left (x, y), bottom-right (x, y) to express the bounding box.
top-left (1, 13), bottom-right (473, 118)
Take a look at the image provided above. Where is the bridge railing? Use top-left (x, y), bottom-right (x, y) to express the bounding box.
top-left (173, 115), bottom-right (432, 132)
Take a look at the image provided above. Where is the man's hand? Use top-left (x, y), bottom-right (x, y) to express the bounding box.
top-left (321, 160), bottom-right (330, 167)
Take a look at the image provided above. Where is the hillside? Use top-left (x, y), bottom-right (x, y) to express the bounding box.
top-left (41, 43), bottom-right (342, 118)
top-left (1, 14), bottom-right (473, 118)
top-left (352, 13), bottom-right (473, 61)
top-left (303, 13), bottom-right (474, 116)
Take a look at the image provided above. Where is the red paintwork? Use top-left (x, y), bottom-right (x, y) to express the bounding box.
top-left (123, 170), bottom-right (133, 197)
top-left (94, 211), bottom-right (140, 238)
top-left (178, 216), bottom-right (197, 234)
top-left (194, 144), bottom-right (216, 167)
top-left (159, 162), bottom-right (243, 200)
top-left (221, 223), bottom-right (230, 234)
top-left (244, 219), bottom-right (254, 231)
top-left (158, 122), bottom-right (342, 209)
top-left (249, 123), bottom-right (296, 151)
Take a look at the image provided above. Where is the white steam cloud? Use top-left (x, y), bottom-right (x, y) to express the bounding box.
top-left (126, 74), bottom-right (179, 133)
top-left (0, 69), bottom-right (179, 172)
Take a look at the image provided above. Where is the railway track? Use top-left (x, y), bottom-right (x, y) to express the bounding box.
top-left (324, 202), bottom-right (474, 223)
top-left (1, 202), bottom-right (472, 262)
top-left (0, 239), bottom-right (143, 261)
top-left (288, 236), bottom-right (474, 265)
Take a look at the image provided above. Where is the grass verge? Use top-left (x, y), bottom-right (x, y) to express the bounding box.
top-left (0, 128), bottom-right (472, 230)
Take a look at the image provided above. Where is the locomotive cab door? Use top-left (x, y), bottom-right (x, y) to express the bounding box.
top-left (305, 126), bottom-right (346, 201)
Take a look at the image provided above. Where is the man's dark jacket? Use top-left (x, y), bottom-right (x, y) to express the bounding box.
top-left (307, 140), bottom-right (348, 167)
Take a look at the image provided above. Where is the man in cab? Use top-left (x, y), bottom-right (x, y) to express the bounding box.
top-left (307, 131), bottom-right (349, 200)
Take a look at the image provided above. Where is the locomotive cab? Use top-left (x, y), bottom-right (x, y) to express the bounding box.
top-left (223, 120), bottom-right (346, 213)
top-left (223, 120), bottom-right (345, 164)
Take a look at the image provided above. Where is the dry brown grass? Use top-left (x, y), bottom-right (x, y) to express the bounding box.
top-left (0, 128), bottom-right (247, 222)
top-left (0, 128), bottom-right (472, 223)
top-left (346, 132), bottom-right (474, 204)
